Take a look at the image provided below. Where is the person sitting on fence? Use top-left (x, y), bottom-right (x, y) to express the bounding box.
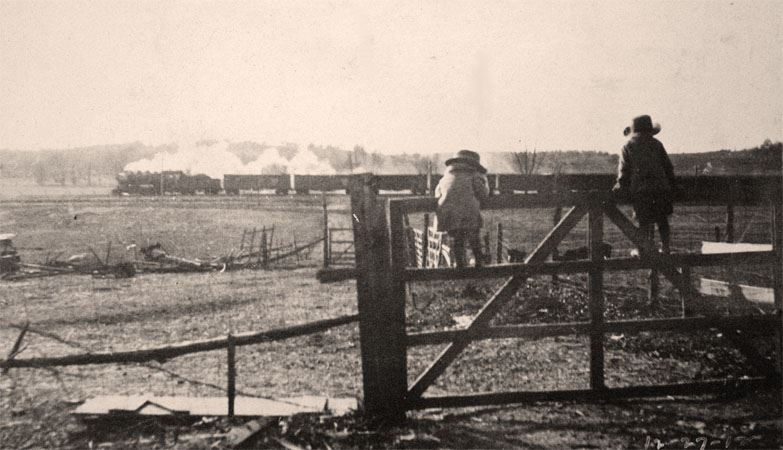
top-left (612, 115), bottom-right (677, 255)
top-left (435, 149), bottom-right (490, 268)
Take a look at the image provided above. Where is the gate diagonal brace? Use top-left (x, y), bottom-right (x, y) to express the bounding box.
top-left (407, 204), bottom-right (590, 400)
top-left (602, 203), bottom-right (693, 294)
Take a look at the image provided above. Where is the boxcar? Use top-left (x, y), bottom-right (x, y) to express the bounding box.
top-left (223, 174), bottom-right (290, 195)
top-left (293, 175), bottom-right (350, 194)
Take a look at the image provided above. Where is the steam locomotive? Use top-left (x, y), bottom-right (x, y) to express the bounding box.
top-left (114, 171), bottom-right (221, 195)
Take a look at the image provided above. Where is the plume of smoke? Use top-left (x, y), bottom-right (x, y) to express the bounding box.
top-left (123, 141), bottom-right (244, 179)
top-left (123, 141), bottom-right (337, 177)
top-left (288, 149), bottom-right (336, 175)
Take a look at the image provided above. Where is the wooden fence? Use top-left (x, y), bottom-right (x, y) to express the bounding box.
top-left (345, 173), bottom-right (782, 423)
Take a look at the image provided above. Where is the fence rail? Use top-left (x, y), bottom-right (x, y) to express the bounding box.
top-left (1, 314), bottom-right (358, 369)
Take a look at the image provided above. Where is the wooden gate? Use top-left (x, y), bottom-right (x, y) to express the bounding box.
top-left (346, 174), bottom-right (782, 422)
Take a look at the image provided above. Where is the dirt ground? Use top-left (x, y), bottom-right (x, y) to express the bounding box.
top-left (1, 193), bottom-right (780, 448)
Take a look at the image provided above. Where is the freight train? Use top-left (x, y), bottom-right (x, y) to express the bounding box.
top-left (115, 172), bottom-right (783, 201)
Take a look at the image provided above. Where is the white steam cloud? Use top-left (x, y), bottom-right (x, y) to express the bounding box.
top-left (123, 141), bottom-right (336, 178)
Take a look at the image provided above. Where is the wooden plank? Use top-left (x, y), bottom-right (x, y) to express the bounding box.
top-left (588, 207), bottom-right (604, 389)
top-left (1, 314), bottom-right (358, 369)
top-left (407, 377), bottom-right (778, 410)
top-left (701, 242), bottom-right (772, 253)
top-left (406, 204), bottom-right (589, 400)
top-left (349, 174), bottom-right (407, 423)
top-left (392, 176), bottom-right (782, 215)
top-left (699, 278), bottom-right (774, 304)
top-left (402, 251), bottom-right (777, 282)
top-left (604, 315), bottom-right (780, 334)
top-left (406, 315), bottom-right (780, 347)
top-left (392, 192), bottom-right (601, 214)
top-left (407, 323), bottom-right (592, 346)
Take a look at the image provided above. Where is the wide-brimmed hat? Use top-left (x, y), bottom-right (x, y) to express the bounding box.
top-left (445, 149), bottom-right (487, 173)
top-left (623, 115), bottom-right (661, 136)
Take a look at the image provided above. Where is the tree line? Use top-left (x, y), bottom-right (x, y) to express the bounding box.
top-left (0, 140), bottom-right (779, 184)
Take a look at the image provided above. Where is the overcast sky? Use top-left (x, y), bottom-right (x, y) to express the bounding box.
top-left (1, 0), bottom-right (781, 154)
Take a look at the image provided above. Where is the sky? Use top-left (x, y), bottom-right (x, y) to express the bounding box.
top-left (1, 0), bottom-right (781, 154)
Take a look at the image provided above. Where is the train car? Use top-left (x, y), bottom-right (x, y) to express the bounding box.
top-left (223, 174), bottom-right (290, 195)
top-left (374, 174), bottom-right (428, 194)
top-left (496, 174), bottom-right (555, 194)
top-left (178, 173), bottom-right (221, 194)
top-left (495, 174), bottom-right (613, 194)
top-left (293, 174), bottom-right (350, 194)
top-left (555, 174), bottom-right (614, 192)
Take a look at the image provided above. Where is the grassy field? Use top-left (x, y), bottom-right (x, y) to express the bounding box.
top-left (0, 191), bottom-right (780, 449)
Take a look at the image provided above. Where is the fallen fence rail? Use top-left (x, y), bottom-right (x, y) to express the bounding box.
top-left (1, 314), bottom-right (358, 369)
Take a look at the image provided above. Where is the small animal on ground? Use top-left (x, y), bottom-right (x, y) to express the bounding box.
top-left (554, 243), bottom-right (612, 261)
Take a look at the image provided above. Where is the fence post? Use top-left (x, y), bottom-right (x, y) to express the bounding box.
top-left (350, 174), bottom-right (407, 423)
top-left (588, 204), bottom-right (605, 391)
top-left (649, 269), bottom-right (660, 305)
top-left (261, 227), bottom-right (269, 268)
top-left (483, 232), bottom-right (490, 265)
top-left (680, 266), bottom-right (691, 317)
top-left (323, 193), bottom-right (329, 268)
top-left (239, 229), bottom-right (247, 253)
top-left (496, 222), bottom-right (503, 264)
top-left (772, 200), bottom-right (782, 376)
top-left (227, 334), bottom-right (236, 417)
top-left (248, 227), bottom-right (257, 258)
top-left (552, 206), bottom-right (562, 286)
top-left (422, 213), bottom-right (430, 268)
top-left (426, 160), bottom-right (432, 195)
top-left (726, 191), bottom-right (735, 243)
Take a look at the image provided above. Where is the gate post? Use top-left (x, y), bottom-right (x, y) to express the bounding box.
top-left (350, 174), bottom-right (407, 423)
top-left (772, 200), bottom-right (782, 377)
top-left (588, 204), bottom-right (605, 390)
top-left (496, 222), bottom-right (503, 264)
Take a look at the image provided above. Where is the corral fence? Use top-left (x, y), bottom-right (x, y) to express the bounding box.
top-left (1, 316), bottom-right (359, 417)
top-left (340, 173), bottom-right (782, 422)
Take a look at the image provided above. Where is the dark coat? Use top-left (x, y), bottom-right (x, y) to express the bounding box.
top-left (434, 162), bottom-right (489, 232)
top-left (615, 134), bottom-right (676, 196)
top-left (615, 133), bottom-right (677, 222)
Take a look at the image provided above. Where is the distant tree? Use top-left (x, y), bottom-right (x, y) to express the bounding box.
top-left (352, 145), bottom-right (368, 168)
top-left (411, 155), bottom-right (432, 175)
top-left (370, 152), bottom-right (384, 172)
top-left (70, 165), bottom-right (79, 185)
top-left (510, 146), bottom-right (540, 175)
top-left (33, 159), bottom-right (46, 185)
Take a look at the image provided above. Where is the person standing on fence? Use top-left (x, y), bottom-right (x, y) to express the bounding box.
top-left (435, 149), bottom-right (490, 268)
top-left (612, 115), bottom-right (677, 255)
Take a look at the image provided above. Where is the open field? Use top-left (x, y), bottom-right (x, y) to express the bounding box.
top-left (1, 193), bottom-right (780, 448)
